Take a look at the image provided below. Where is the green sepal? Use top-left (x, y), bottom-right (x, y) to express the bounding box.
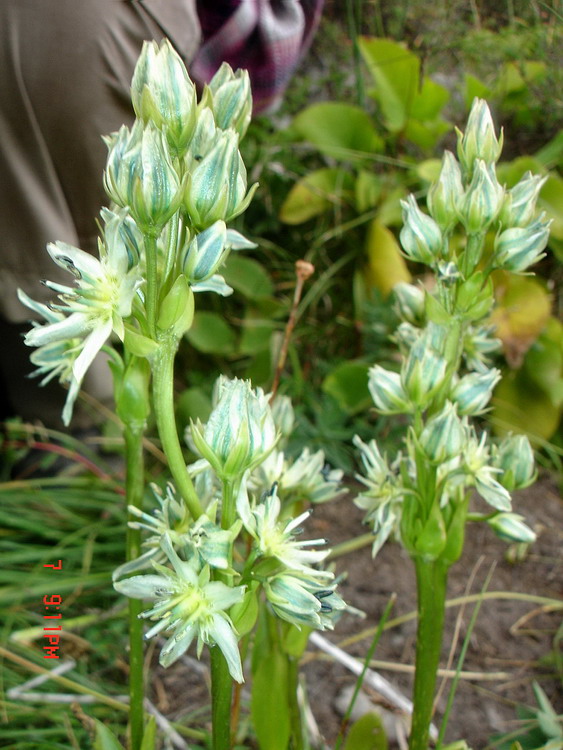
top-left (441, 494), bottom-right (468, 565)
top-left (157, 275), bottom-right (194, 336)
top-left (230, 584), bottom-right (259, 636)
top-left (425, 293), bottom-right (451, 325)
top-left (114, 357), bottom-right (151, 426)
top-left (414, 501), bottom-right (446, 560)
top-left (123, 325), bottom-right (159, 358)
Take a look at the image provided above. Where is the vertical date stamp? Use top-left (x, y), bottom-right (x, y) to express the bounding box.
top-left (43, 560), bottom-right (62, 659)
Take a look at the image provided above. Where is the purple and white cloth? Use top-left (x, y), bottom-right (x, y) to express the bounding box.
top-left (191, 0), bottom-right (324, 113)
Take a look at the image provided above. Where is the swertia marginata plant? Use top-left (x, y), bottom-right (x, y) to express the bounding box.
top-left (354, 98), bottom-right (549, 750)
top-left (19, 40), bottom-right (349, 750)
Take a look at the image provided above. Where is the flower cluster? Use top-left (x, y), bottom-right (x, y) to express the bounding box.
top-left (356, 99), bottom-right (546, 560)
top-left (19, 40), bottom-right (257, 424)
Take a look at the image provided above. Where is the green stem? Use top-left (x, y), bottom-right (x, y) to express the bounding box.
top-left (461, 232), bottom-right (484, 278)
top-left (211, 648), bottom-right (233, 750)
top-left (124, 424), bottom-right (146, 750)
top-left (145, 233), bottom-right (159, 338)
top-left (409, 557), bottom-right (449, 750)
top-left (288, 656), bottom-right (305, 750)
top-left (152, 336), bottom-right (204, 520)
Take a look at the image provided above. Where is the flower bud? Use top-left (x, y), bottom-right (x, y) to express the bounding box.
top-left (419, 402), bottom-right (465, 462)
top-left (182, 220), bottom-right (229, 283)
top-left (100, 207), bottom-right (143, 271)
top-left (494, 434), bottom-right (536, 491)
top-left (131, 40), bottom-right (197, 155)
top-left (487, 512), bottom-right (536, 544)
top-left (399, 195), bottom-right (443, 264)
top-left (104, 121), bottom-right (182, 233)
top-left (191, 377), bottom-right (277, 480)
top-left (184, 129), bottom-right (258, 229)
top-left (456, 98), bottom-right (503, 172)
top-left (450, 368), bottom-right (501, 415)
top-left (157, 275), bottom-right (194, 336)
top-left (368, 365), bottom-right (411, 414)
top-left (204, 62), bottom-right (252, 138)
top-left (458, 160), bottom-right (504, 234)
top-left (185, 107), bottom-right (221, 171)
top-left (427, 151), bottom-right (463, 230)
top-left (492, 214), bottom-right (551, 272)
top-left (499, 171), bottom-right (548, 228)
top-left (401, 337), bottom-right (448, 407)
top-left (393, 282), bottom-right (425, 324)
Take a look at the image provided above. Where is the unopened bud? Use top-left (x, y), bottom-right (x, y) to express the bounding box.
top-left (368, 365), bottom-right (410, 414)
top-left (487, 512), bottom-right (536, 544)
top-left (494, 434), bottom-right (536, 491)
top-left (458, 160), bottom-right (504, 234)
top-left (427, 151), bottom-right (463, 230)
top-left (499, 171), bottom-right (548, 228)
top-left (401, 337), bottom-right (448, 407)
top-left (400, 195), bottom-right (443, 264)
top-left (393, 282), bottom-right (425, 324)
top-left (157, 275), bottom-right (194, 336)
top-left (204, 62), bottom-right (252, 138)
top-left (450, 368), bottom-right (501, 415)
top-left (492, 214), bottom-right (551, 272)
top-left (419, 402), bottom-right (465, 462)
top-left (456, 98), bottom-right (503, 172)
top-left (182, 221), bottom-right (229, 283)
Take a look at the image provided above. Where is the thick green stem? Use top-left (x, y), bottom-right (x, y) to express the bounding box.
top-left (124, 424), bottom-right (146, 750)
top-left (211, 648), bottom-right (233, 750)
top-left (409, 558), bottom-right (449, 750)
top-left (145, 233), bottom-right (159, 338)
top-left (152, 336), bottom-right (204, 520)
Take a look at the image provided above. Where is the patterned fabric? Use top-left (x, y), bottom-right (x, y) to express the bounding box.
top-left (191, 0), bottom-right (324, 113)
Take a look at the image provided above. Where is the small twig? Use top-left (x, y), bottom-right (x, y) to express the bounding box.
top-left (270, 260), bottom-right (315, 401)
top-left (144, 698), bottom-right (191, 750)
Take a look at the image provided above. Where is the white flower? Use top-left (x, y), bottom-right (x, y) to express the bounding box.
top-left (240, 484), bottom-right (330, 576)
top-left (19, 216), bottom-right (142, 424)
top-left (264, 572), bottom-right (345, 630)
top-left (114, 536), bottom-right (245, 681)
top-left (462, 429), bottom-right (512, 511)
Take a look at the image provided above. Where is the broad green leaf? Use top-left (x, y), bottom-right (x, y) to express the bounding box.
top-left (230, 587), bottom-right (259, 636)
top-left (464, 74), bottom-right (492, 110)
top-left (496, 61), bottom-right (546, 96)
top-left (251, 651), bottom-right (290, 750)
top-left (279, 168), bottom-right (352, 224)
top-left (490, 275), bottom-right (551, 368)
top-left (355, 170), bottom-right (382, 213)
top-left (283, 624), bottom-right (312, 657)
top-left (523, 318), bottom-right (563, 406)
top-left (292, 102), bottom-right (383, 160)
top-left (359, 36), bottom-right (420, 132)
top-left (322, 361), bottom-right (371, 415)
top-left (94, 721), bottom-right (125, 750)
top-left (140, 717), bottom-right (157, 750)
top-left (239, 311), bottom-right (277, 355)
top-left (491, 370), bottom-right (560, 442)
top-left (535, 130), bottom-right (563, 170)
top-left (176, 386), bottom-right (212, 427)
top-left (538, 173), bottom-right (563, 241)
top-left (410, 76), bottom-right (449, 121)
top-left (416, 158), bottom-right (442, 184)
top-left (222, 255), bottom-right (274, 300)
top-left (186, 311), bottom-right (236, 354)
top-left (377, 186), bottom-right (406, 227)
top-left (343, 713), bottom-right (388, 750)
top-left (365, 218), bottom-right (411, 297)
top-left (404, 117), bottom-right (451, 151)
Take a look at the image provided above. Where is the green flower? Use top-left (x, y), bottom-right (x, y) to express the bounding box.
top-left (499, 171), bottom-right (548, 228)
top-left (264, 572), bottom-right (345, 630)
top-left (457, 160), bottom-right (504, 234)
top-left (399, 195), bottom-right (443, 264)
top-left (493, 434), bottom-right (536, 491)
top-left (204, 62), bottom-right (252, 138)
top-left (427, 150), bottom-right (463, 230)
top-left (368, 365), bottom-right (411, 414)
top-left (114, 536), bottom-right (245, 680)
top-left (492, 214), bottom-right (551, 272)
top-left (487, 512), bottom-right (536, 544)
top-left (450, 368), bottom-right (501, 415)
top-left (419, 402), bottom-right (466, 463)
top-left (456, 98), bottom-right (503, 172)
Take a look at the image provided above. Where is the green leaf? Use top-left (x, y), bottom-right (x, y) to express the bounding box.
top-left (186, 311), bottom-right (236, 354)
top-left (364, 219), bottom-right (411, 296)
top-left (359, 36), bottom-right (420, 132)
top-left (410, 76), bottom-right (449, 121)
top-left (140, 717), bottom-right (157, 750)
top-left (279, 168), bottom-right (352, 224)
top-left (491, 370), bottom-right (561, 443)
top-left (416, 158), bottom-right (442, 184)
top-left (94, 720), bottom-right (125, 750)
top-left (538, 173), bottom-right (563, 242)
top-left (292, 102), bottom-right (384, 160)
top-left (238, 311), bottom-right (277, 355)
top-left (464, 73), bottom-right (492, 110)
top-left (523, 318), bottom-right (563, 406)
top-left (251, 651), bottom-right (290, 750)
top-left (355, 171), bottom-right (382, 213)
top-left (222, 255), bottom-right (274, 300)
top-left (176, 386), bottom-right (212, 427)
top-left (343, 713), bottom-right (389, 750)
top-left (377, 186), bottom-right (406, 227)
top-left (282, 623), bottom-right (312, 657)
top-left (322, 361), bottom-right (372, 415)
top-left (404, 117), bottom-right (451, 152)
top-left (230, 587), bottom-right (259, 636)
